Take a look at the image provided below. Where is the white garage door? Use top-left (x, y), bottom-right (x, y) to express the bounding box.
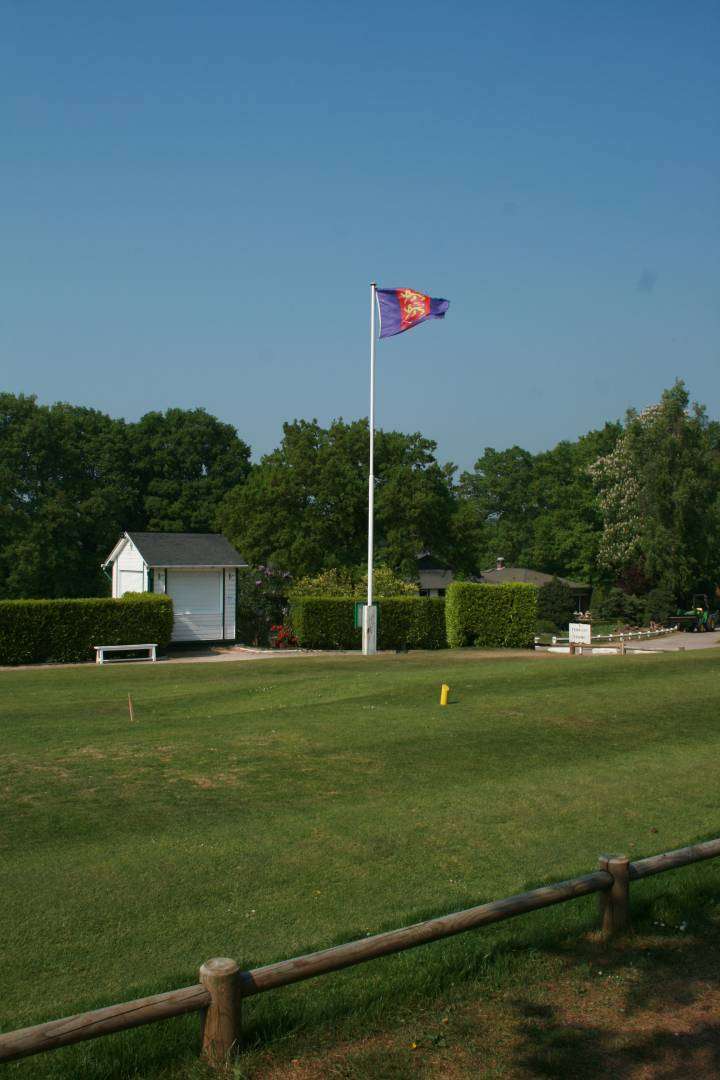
top-left (166, 571), bottom-right (223, 642)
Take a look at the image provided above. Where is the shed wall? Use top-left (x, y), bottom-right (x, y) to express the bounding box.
top-left (115, 540), bottom-right (146, 596)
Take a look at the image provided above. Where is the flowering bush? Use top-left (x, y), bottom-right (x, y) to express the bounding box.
top-left (269, 623), bottom-right (298, 649)
top-left (236, 565), bottom-right (292, 645)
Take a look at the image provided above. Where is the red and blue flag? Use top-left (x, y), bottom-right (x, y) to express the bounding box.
top-left (376, 287), bottom-right (450, 339)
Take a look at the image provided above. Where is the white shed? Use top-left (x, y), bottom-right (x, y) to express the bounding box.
top-left (102, 532), bottom-right (247, 643)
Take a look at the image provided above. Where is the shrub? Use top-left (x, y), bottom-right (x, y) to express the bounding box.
top-left (536, 618), bottom-right (560, 636)
top-left (289, 596), bottom-right (446, 650)
top-left (537, 578), bottom-right (575, 631)
top-left (0, 594), bottom-right (174, 666)
top-left (591, 585), bottom-right (645, 624)
top-left (236, 566), bottom-right (292, 645)
top-left (644, 584), bottom-right (678, 625)
top-left (289, 568), bottom-right (356, 599)
top-left (587, 585), bottom-right (614, 619)
top-left (446, 582), bottom-right (538, 648)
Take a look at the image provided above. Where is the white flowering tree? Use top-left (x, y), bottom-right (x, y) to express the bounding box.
top-left (589, 382), bottom-right (720, 597)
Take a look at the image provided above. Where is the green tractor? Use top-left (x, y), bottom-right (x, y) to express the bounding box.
top-left (674, 594), bottom-right (719, 632)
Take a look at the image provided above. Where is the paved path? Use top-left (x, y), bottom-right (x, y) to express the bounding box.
top-left (629, 629), bottom-right (720, 652)
top-left (4, 635), bottom-right (718, 672)
top-left (164, 646), bottom-right (320, 664)
top-left (1, 646), bottom-right (554, 671)
top-left (162, 646), bottom-right (551, 664)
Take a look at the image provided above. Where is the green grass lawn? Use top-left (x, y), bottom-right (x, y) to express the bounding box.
top-left (2, 650), bottom-right (720, 1078)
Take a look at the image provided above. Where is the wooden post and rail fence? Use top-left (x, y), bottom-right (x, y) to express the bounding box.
top-left (1, 836), bottom-right (719, 1068)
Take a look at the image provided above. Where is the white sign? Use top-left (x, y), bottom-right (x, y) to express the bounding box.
top-left (569, 622), bottom-right (592, 644)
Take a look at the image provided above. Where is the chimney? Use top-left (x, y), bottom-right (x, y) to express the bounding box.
top-left (496, 557), bottom-right (505, 570)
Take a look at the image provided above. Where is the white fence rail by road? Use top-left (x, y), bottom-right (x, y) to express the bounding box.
top-left (535, 627), bottom-right (678, 646)
top-left (1, 837), bottom-right (719, 1068)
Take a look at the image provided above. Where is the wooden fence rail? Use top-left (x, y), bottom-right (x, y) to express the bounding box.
top-left (1, 837), bottom-right (718, 1068)
top-left (630, 836), bottom-right (720, 880)
top-left (0, 985), bottom-right (210, 1065)
top-left (243, 870), bottom-right (610, 996)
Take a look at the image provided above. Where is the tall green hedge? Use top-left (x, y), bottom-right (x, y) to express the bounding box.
top-left (290, 598), bottom-right (359, 650)
top-left (379, 597), bottom-right (446, 649)
top-left (290, 596), bottom-right (447, 650)
top-left (0, 594), bottom-right (174, 666)
top-left (445, 582), bottom-right (538, 648)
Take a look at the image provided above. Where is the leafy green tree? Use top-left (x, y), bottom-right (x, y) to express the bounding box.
top-left (456, 446), bottom-right (536, 569)
top-left (220, 419), bottom-right (457, 577)
top-left (0, 394), bottom-right (138, 598)
top-left (525, 424), bottom-right (620, 582)
top-left (130, 407), bottom-right (251, 532)
top-left (457, 424), bottom-right (620, 580)
top-left (537, 578), bottom-right (575, 630)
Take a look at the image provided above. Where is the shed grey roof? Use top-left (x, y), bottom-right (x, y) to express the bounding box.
top-left (125, 532), bottom-right (247, 568)
top-left (479, 566), bottom-right (590, 591)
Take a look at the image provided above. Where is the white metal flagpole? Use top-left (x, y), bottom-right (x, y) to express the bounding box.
top-left (363, 281), bottom-right (378, 655)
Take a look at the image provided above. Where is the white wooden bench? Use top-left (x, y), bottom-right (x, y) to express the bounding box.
top-left (94, 644), bottom-right (157, 665)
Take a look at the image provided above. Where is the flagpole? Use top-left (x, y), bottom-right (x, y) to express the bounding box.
top-left (363, 281), bottom-right (377, 655)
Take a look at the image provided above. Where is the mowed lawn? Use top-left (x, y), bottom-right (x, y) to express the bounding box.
top-left (2, 650), bottom-right (720, 1078)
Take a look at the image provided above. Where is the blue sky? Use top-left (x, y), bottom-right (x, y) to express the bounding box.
top-left (3, 2), bottom-right (718, 470)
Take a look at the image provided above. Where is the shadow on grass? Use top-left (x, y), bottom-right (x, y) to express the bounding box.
top-left (516, 1009), bottom-right (720, 1080)
top-left (511, 881), bottom-right (720, 1078)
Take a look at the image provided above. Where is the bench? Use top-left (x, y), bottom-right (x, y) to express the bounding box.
top-left (94, 644), bottom-right (157, 665)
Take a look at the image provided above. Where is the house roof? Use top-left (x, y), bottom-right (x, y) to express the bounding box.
top-left (119, 532), bottom-right (247, 568)
top-left (480, 566), bottom-right (590, 591)
top-left (419, 569), bottom-right (454, 590)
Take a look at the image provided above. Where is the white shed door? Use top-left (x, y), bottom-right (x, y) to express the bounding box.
top-left (118, 570), bottom-right (144, 596)
top-left (167, 571), bottom-right (223, 642)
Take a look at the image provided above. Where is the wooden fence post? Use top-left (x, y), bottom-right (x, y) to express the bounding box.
top-left (597, 855), bottom-right (630, 937)
top-left (199, 957), bottom-right (241, 1065)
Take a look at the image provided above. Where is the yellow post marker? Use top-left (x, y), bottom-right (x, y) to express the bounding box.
top-left (440, 683), bottom-right (450, 706)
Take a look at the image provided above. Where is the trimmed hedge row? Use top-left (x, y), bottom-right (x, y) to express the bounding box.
top-left (291, 587), bottom-right (538, 651)
top-left (445, 582), bottom-right (538, 648)
top-left (0, 594), bottom-right (174, 666)
top-left (380, 597), bottom-right (446, 650)
top-left (379, 600), bottom-right (446, 648)
top-left (290, 597), bottom-right (447, 650)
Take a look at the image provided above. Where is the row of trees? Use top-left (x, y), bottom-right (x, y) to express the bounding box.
top-left (2, 382), bottom-right (719, 604)
top-left (0, 394), bottom-right (250, 597)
